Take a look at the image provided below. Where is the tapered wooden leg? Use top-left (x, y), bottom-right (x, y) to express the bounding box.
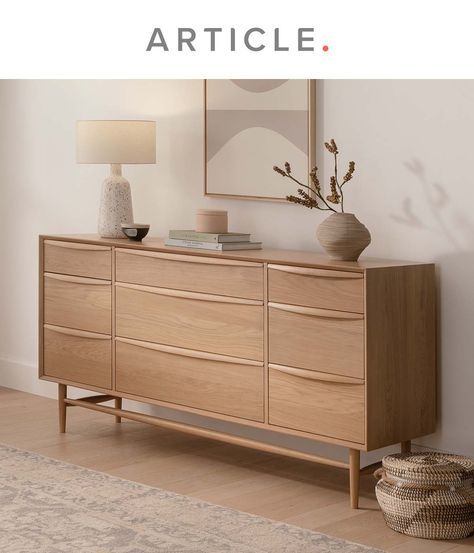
top-left (401, 440), bottom-right (411, 453)
top-left (349, 448), bottom-right (360, 509)
top-left (115, 397), bottom-right (122, 423)
top-left (58, 384), bottom-right (67, 433)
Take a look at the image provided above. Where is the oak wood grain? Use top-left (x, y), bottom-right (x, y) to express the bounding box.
top-left (36, 234), bottom-right (438, 511)
top-left (64, 396), bottom-right (350, 470)
top-left (39, 373), bottom-right (367, 449)
top-left (268, 264), bottom-right (363, 279)
top-left (269, 364), bottom-right (364, 385)
top-left (268, 265), bottom-right (365, 313)
top-left (349, 449), bottom-right (360, 509)
top-left (44, 324), bottom-right (110, 340)
top-left (40, 234), bottom-right (427, 271)
top-left (268, 302), bottom-right (364, 320)
top-left (269, 367), bottom-right (365, 443)
top-left (116, 339), bottom-right (264, 422)
top-left (365, 264), bottom-right (436, 450)
top-left (115, 282), bottom-right (262, 306)
top-left (116, 248), bottom-right (263, 300)
top-left (44, 273), bottom-right (112, 335)
top-left (43, 325), bottom-right (112, 389)
top-left (44, 239), bottom-right (111, 280)
top-left (263, 263), bottom-right (269, 424)
top-left (269, 305), bottom-right (364, 379)
top-left (58, 383), bottom-right (67, 433)
top-left (116, 284), bottom-right (264, 361)
top-left (116, 336), bottom-right (262, 366)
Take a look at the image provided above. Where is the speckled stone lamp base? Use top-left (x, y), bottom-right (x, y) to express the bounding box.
top-left (98, 166), bottom-right (134, 238)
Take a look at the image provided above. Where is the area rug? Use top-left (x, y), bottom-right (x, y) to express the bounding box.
top-left (0, 443), bottom-right (382, 553)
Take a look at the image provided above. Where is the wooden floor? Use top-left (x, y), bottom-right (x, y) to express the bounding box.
top-left (0, 386), bottom-right (472, 552)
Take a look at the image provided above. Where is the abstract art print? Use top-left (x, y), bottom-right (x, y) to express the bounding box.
top-left (205, 79), bottom-right (315, 200)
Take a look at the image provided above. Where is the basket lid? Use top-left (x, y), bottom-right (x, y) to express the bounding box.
top-left (382, 452), bottom-right (474, 485)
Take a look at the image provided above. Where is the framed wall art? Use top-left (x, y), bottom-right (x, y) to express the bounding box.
top-left (204, 79), bottom-right (316, 201)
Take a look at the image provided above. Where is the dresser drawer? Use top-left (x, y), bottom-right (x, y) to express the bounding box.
top-left (116, 338), bottom-right (264, 421)
top-left (269, 303), bottom-right (364, 379)
top-left (43, 325), bottom-right (111, 389)
top-left (44, 273), bottom-right (112, 335)
top-left (116, 249), bottom-right (263, 300)
top-left (268, 264), bottom-right (364, 313)
top-left (44, 240), bottom-right (111, 280)
top-left (269, 366), bottom-right (365, 443)
top-left (116, 283), bottom-right (264, 360)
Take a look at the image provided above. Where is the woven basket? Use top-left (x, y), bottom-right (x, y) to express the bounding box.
top-left (374, 452), bottom-right (474, 540)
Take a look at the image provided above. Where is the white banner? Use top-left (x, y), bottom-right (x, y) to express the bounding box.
top-left (1, 0), bottom-right (473, 78)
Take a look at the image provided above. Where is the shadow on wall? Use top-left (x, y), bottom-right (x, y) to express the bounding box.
top-left (391, 159), bottom-right (474, 454)
top-left (391, 158), bottom-right (474, 249)
top-left (432, 250), bottom-right (474, 454)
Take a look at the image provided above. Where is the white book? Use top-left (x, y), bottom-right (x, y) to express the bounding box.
top-left (168, 230), bottom-right (251, 243)
top-left (165, 238), bottom-right (262, 251)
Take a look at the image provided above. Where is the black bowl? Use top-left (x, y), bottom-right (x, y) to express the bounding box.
top-left (121, 224), bottom-right (150, 241)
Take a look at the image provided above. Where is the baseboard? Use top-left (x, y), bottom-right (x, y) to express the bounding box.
top-left (0, 356), bottom-right (439, 467)
top-left (0, 357), bottom-right (57, 399)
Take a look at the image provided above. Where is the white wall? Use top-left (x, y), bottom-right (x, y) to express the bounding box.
top-left (1, 80), bottom-right (473, 463)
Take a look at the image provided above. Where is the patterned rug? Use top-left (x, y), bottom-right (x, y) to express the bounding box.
top-left (0, 443), bottom-right (382, 553)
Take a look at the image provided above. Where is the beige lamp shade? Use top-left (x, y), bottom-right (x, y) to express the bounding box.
top-left (76, 120), bottom-right (156, 164)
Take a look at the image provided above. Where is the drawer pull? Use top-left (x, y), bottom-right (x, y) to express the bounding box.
top-left (44, 273), bottom-right (111, 286)
top-left (116, 337), bottom-right (263, 366)
top-left (116, 282), bottom-right (263, 306)
top-left (269, 302), bottom-right (363, 320)
top-left (118, 248), bottom-right (262, 268)
top-left (44, 240), bottom-right (110, 252)
top-left (44, 324), bottom-right (111, 340)
top-left (270, 364), bottom-right (364, 385)
top-left (268, 264), bottom-right (363, 279)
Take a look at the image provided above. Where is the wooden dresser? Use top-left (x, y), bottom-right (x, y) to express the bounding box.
top-left (39, 234), bottom-right (436, 507)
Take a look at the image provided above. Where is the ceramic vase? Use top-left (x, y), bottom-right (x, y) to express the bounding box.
top-left (316, 212), bottom-right (371, 261)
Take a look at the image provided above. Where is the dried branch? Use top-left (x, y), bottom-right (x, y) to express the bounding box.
top-left (326, 176), bottom-right (341, 204)
top-left (273, 139), bottom-right (356, 213)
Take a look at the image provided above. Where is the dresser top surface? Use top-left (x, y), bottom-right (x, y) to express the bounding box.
top-left (40, 234), bottom-right (432, 272)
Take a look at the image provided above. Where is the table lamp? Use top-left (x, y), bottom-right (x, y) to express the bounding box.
top-left (76, 120), bottom-right (156, 238)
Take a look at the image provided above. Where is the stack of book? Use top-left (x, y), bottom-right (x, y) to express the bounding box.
top-left (165, 230), bottom-right (262, 251)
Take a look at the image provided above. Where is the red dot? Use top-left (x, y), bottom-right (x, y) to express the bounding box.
top-left (322, 45), bottom-right (329, 52)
